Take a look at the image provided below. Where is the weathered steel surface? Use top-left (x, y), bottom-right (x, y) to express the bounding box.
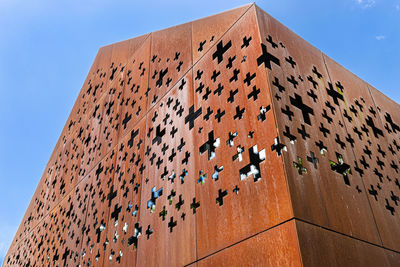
top-left (295, 220), bottom-right (391, 267)
top-left (196, 220), bottom-right (302, 267)
top-left (193, 6), bottom-right (292, 258)
top-left (5, 175), bottom-right (92, 266)
top-left (147, 22), bottom-right (192, 111)
top-left (323, 55), bottom-right (400, 251)
top-left (118, 36), bottom-right (151, 139)
top-left (386, 249), bottom-right (400, 266)
top-left (103, 117), bottom-right (146, 266)
top-left (137, 72), bottom-right (197, 267)
top-left (192, 4), bottom-right (252, 64)
top-left (5, 4), bottom-right (400, 267)
top-left (79, 148), bottom-right (117, 266)
top-left (256, 5), bottom-right (384, 245)
top-left (365, 84), bottom-right (400, 252)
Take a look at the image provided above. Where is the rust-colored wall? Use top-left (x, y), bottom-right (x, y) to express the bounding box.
top-left (4, 4), bottom-right (400, 267)
top-left (256, 4), bottom-right (400, 266)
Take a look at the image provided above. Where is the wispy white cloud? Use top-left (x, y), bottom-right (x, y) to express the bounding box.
top-left (356, 0), bottom-right (376, 8)
top-left (376, 35), bottom-right (386, 40)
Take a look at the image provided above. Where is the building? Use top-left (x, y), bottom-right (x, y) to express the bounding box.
top-left (4, 3), bottom-right (400, 266)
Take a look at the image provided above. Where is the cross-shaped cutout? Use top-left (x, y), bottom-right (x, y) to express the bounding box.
top-left (127, 223), bottom-right (142, 249)
top-left (128, 129), bottom-right (139, 148)
top-left (107, 185), bottom-right (117, 207)
top-left (257, 105), bottom-right (271, 122)
top-left (212, 40), bottom-right (232, 63)
top-left (159, 206), bottom-right (167, 221)
top-left (271, 137), bottom-right (286, 156)
top-left (199, 130), bottom-right (220, 160)
top-left (147, 186), bottom-right (163, 212)
top-left (307, 151), bottom-right (318, 169)
top-left (233, 185), bottom-right (240, 194)
top-left (326, 82), bottom-right (344, 106)
top-left (266, 35), bottom-right (278, 48)
top-left (232, 145), bottom-right (244, 162)
top-left (241, 36), bottom-right (252, 48)
top-left (216, 189), bottom-right (228, 206)
top-left (257, 43), bottom-right (280, 70)
top-left (197, 170), bottom-right (207, 184)
top-left (227, 131), bottom-right (238, 147)
top-left (212, 165), bottom-right (224, 181)
top-left (239, 145), bottom-right (266, 181)
top-left (385, 199), bottom-right (395, 215)
top-left (156, 68), bottom-right (168, 88)
top-left (290, 93), bottom-right (314, 125)
top-left (175, 195), bottom-right (184, 211)
top-left (247, 86), bottom-right (261, 101)
top-left (233, 106), bottom-right (245, 120)
top-left (168, 217), bottom-right (177, 233)
top-left (285, 56), bottom-right (296, 68)
top-left (152, 124), bottom-right (166, 146)
top-left (329, 153), bottom-right (351, 185)
top-left (110, 204), bottom-right (122, 224)
top-left (190, 198), bottom-right (200, 214)
top-left (293, 157), bottom-right (307, 175)
top-left (146, 225), bottom-right (153, 239)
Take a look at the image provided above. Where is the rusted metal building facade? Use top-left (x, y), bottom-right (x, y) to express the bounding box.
top-left (4, 4), bottom-right (400, 266)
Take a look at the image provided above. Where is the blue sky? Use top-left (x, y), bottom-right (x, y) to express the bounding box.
top-left (0, 0), bottom-right (399, 264)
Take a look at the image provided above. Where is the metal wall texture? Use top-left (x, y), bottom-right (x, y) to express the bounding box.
top-left (4, 3), bottom-right (400, 267)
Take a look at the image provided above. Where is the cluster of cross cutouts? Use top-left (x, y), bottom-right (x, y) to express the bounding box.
top-left (262, 33), bottom-right (400, 219)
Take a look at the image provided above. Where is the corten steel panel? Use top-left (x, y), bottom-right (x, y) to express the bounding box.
top-left (24, 176), bottom-right (89, 266)
top-left (7, 176), bottom-right (93, 267)
top-left (34, 176), bottom-right (91, 267)
top-left (59, 88), bottom-right (85, 144)
top-left (193, 6), bottom-right (292, 258)
top-left (4, 212), bottom-right (45, 266)
top-left (9, 141), bottom-right (69, 251)
top-left (118, 36), bottom-right (151, 139)
top-left (62, 131), bottom-right (83, 191)
top-left (295, 220), bottom-right (392, 267)
top-left (196, 220), bottom-right (302, 267)
top-left (147, 22), bottom-right (192, 109)
top-left (79, 148), bottom-right (117, 266)
top-left (103, 118), bottom-right (146, 266)
top-left (79, 35), bottom-right (149, 127)
top-left (7, 157), bottom-right (57, 252)
top-left (14, 215), bottom-right (51, 266)
top-left (125, 34), bottom-right (151, 61)
top-left (255, 6), bottom-right (381, 244)
top-left (49, 132), bottom-right (82, 206)
top-left (108, 34), bottom-right (150, 84)
top-left (324, 55), bottom-right (400, 251)
top-left (79, 98), bottom-right (103, 176)
top-left (192, 4), bottom-right (252, 64)
top-left (356, 83), bottom-right (400, 251)
top-left (56, 176), bottom-right (92, 266)
top-left (369, 85), bottom-right (400, 176)
top-left (79, 45), bottom-right (114, 113)
top-left (27, 130), bottom-right (83, 234)
top-left (96, 75), bottom-right (124, 162)
top-left (6, 133), bottom-right (83, 258)
top-left (137, 72), bottom-right (196, 267)
top-left (386, 249), bottom-right (400, 266)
